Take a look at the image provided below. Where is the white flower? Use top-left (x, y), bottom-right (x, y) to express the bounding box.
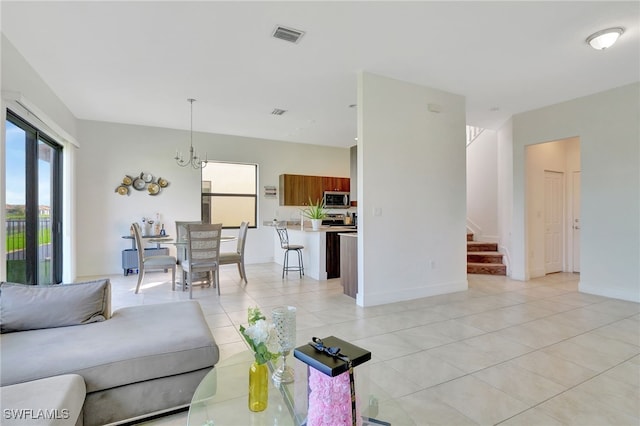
top-left (245, 319), bottom-right (270, 345)
top-left (245, 319), bottom-right (280, 353)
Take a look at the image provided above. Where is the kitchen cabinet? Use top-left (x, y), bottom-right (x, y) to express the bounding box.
top-left (322, 177), bottom-right (350, 193)
top-left (326, 231), bottom-right (341, 279)
top-left (279, 174), bottom-right (350, 206)
top-left (340, 233), bottom-right (357, 298)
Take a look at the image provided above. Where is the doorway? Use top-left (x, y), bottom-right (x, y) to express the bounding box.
top-left (5, 110), bottom-right (63, 284)
top-left (525, 137), bottom-right (580, 278)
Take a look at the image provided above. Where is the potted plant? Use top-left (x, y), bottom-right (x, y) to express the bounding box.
top-left (302, 197), bottom-right (327, 230)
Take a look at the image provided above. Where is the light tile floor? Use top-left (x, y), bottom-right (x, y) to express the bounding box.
top-left (96, 264), bottom-right (639, 425)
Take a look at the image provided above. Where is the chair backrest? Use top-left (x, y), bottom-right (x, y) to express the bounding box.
top-left (236, 221), bottom-right (249, 256)
top-left (185, 223), bottom-right (223, 269)
top-left (131, 222), bottom-right (144, 266)
top-left (175, 221), bottom-right (202, 263)
top-left (275, 226), bottom-right (290, 249)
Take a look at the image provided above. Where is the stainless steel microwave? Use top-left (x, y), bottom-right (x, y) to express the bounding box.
top-left (323, 191), bottom-right (350, 208)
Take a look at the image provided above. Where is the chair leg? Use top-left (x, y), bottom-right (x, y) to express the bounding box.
top-left (189, 271), bottom-right (193, 299)
top-left (282, 250), bottom-right (288, 278)
top-left (135, 268), bottom-right (144, 294)
top-left (216, 268), bottom-right (221, 296)
top-left (171, 265), bottom-right (176, 291)
top-left (239, 260), bottom-right (248, 283)
top-left (297, 249), bottom-right (304, 277)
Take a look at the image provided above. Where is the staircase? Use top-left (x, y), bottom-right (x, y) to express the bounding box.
top-left (467, 233), bottom-right (506, 275)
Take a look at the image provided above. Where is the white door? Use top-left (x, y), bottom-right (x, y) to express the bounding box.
top-left (544, 171), bottom-right (564, 274)
top-left (572, 171), bottom-right (581, 272)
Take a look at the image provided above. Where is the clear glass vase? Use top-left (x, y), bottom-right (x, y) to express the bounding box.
top-left (271, 306), bottom-right (297, 385)
top-left (248, 361), bottom-right (268, 412)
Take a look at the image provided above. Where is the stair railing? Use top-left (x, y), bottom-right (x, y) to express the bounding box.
top-left (466, 125), bottom-right (485, 147)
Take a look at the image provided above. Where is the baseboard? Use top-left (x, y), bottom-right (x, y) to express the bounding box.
top-left (579, 281), bottom-right (640, 303)
top-left (529, 268), bottom-right (546, 279)
top-left (359, 279), bottom-right (468, 307)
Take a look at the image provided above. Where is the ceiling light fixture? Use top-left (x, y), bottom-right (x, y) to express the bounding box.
top-left (586, 27), bottom-right (624, 50)
top-left (175, 98), bottom-right (208, 169)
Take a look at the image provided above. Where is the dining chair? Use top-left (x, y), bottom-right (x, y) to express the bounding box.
top-left (275, 226), bottom-right (304, 278)
top-left (175, 220), bottom-right (202, 284)
top-left (219, 221), bottom-right (249, 283)
top-left (182, 223), bottom-right (223, 299)
top-left (131, 222), bottom-right (176, 294)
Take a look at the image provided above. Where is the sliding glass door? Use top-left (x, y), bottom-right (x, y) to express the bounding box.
top-left (5, 110), bottom-right (63, 284)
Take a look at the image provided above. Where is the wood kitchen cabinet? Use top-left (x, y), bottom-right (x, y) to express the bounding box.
top-left (322, 177), bottom-right (350, 193)
top-left (279, 174), bottom-right (349, 206)
top-left (325, 231), bottom-right (341, 279)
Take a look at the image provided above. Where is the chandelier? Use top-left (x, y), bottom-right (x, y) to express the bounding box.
top-left (175, 98), bottom-right (208, 169)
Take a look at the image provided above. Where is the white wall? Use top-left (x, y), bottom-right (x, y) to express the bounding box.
top-left (75, 120), bottom-right (350, 276)
top-left (466, 129), bottom-right (498, 241)
top-left (511, 83), bottom-right (639, 302)
top-left (525, 138), bottom-right (580, 278)
top-left (357, 72), bottom-right (467, 307)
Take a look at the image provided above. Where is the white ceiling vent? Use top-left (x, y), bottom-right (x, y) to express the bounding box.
top-left (272, 26), bottom-right (305, 43)
top-left (271, 108), bottom-right (287, 116)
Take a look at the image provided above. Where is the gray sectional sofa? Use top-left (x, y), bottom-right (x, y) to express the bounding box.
top-left (0, 279), bottom-right (219, 425)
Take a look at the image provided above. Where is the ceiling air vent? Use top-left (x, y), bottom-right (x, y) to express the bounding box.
top-left (271, 108), bottom-right (287, 116)
top-left (272, 26), bottom-right (305, 43)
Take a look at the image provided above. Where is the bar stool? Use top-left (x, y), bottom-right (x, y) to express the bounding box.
top-left (275, 226), bottom-right (304, 278)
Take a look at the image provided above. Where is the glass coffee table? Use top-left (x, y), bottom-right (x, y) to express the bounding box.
top-left (187, 349), bottom-right (413, 426)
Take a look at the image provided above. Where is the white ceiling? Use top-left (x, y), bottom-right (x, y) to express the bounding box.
top-left (2, 1), bottom-right (638, 148)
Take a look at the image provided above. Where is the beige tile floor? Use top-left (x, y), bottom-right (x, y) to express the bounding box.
top-left (97, 264), bottom-right (640, 425)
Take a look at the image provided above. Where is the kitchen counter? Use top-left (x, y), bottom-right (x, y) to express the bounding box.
top-left (273, 226), bottom-right (357, 280)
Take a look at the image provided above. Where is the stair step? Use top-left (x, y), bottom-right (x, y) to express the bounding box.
top-left (467, 241), bottom-right (498, 252)
top-left (467, 262), bottom-right (507, 275)
top-left (467, 252), bottom-right (503, 263)
top-left (466, 233), bottom-right (474, 242)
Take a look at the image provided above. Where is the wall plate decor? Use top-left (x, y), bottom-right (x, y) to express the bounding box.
top-left (115, 172), bottom-right (169, 196)
top-left (147, 183), bottom-right (160, 195)
top-left (132, 177), bottom-right (146, 190)
top-left (115, 185), bottom-right (129, 196)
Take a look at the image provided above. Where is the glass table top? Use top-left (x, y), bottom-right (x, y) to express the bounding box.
top-left (187, 349), bottom-right (412, 426)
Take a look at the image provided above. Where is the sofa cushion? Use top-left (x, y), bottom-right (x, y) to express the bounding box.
top-left (0, 280), bottom-right (111, 334)
top-left (0, 301), bottom-right (218, 392)
top-left (0, 374), bottom-right (85, 426)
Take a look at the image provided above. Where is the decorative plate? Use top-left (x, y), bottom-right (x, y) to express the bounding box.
top-left (122, 175), bottom-right (133, 186)
top-left (132, 177), bottom-right (146, 190)
top-left (147, 183), bottom-right (160, 195)
top-left (115, 185), bottom-right (129, 196)
top-left (157, 177), bottom-right (169, 188)
top-left (141, 172), bottom-right (154, 183)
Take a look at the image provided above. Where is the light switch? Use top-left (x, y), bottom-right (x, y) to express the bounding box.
top-left (373, 207), bottom-right (382, 217)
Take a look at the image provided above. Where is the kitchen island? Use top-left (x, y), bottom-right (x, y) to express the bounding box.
top-left (273, 225), bottom-right (357, 280)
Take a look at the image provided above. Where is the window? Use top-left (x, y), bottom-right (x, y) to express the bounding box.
top-left (5, 110), bottom-right (63, 284)
top-left (201, 162), bottom-right (257, 228)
